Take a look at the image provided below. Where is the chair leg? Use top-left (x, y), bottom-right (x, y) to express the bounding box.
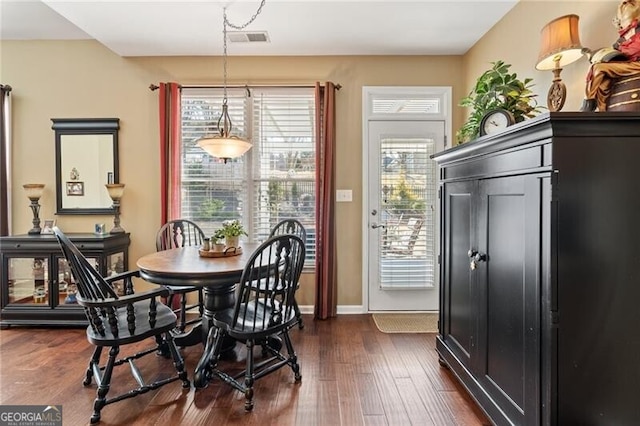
top-left (84, 346), bottom-right (102, 386)
top-left (155, 334), bottom-right (171, 358)
top-left (164, 331), bottom-right (191, 388)
top-left (282, 331), bottom-right (301, 382)
top-left (244, 340), bottom-right (255, 411)
top-left (90, 345), bottom-right (119, 424)
top-left (292, 297), bottom-right (304, 329)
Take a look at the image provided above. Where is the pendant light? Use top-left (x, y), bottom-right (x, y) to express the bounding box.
top-left (197, 1), bottom-right (266, 163)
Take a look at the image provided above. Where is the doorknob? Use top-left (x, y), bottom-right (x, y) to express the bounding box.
top-left (371, 223), bottom-right (386, 229)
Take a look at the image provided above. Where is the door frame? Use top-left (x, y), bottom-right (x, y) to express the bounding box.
top-left (362, 86), bottom-right (452, 313)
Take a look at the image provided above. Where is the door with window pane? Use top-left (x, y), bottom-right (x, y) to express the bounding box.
top-left (368, 120), bottom-right (444, 311)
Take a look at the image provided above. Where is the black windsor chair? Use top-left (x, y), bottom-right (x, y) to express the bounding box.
top-left (269, 219), bottom-right (307, 328)
top-left (195, 234), bottom-right (306, 411)
top-left (53, 227), bottom-right (190, 424)
top-left (155, 219), bottom-right (206, 333)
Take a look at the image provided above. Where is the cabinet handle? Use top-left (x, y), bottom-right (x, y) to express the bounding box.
top-left (474, 252), bottom-right (487, 262)
top-left (469, 250), bottom-right (487, 271)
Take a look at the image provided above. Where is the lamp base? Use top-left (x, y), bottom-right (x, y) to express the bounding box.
top-left (110, 227), bottom-right (125, 234)
top-left (547, 80), bottom-right (567, 112)
top-left (28, 227), bottom-right (42, 235)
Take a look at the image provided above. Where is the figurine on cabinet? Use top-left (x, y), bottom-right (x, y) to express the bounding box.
top-left (64, 283), bottom-right (77, 304)
top-left (582, 0), bottom-right (640, 111)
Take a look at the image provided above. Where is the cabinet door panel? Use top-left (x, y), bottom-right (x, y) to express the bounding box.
top-left (442, 181), bottom-right (475, 367)
top-left (5, 257), bottom-right (51, 306)
top-left (476, 175), bottom-right (542, 426)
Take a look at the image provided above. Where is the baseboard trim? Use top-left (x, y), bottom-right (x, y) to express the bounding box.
top-left (298, 305), bottom-right (366, 315)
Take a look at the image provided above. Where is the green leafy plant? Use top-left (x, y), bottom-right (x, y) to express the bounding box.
top-left (456, 61), bottom-right (543, 143)
top-left (218, 219), bottom-right (248, 238)
top-left (212, 229), bottom-right (225, 243)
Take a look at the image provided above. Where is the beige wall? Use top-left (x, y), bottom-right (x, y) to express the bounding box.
top-left (2, 0), bottom-right (617, 309)
top-left (463, 0), bottom-right (621, 113)
top-left (1, 40), bottom-right (464, 307)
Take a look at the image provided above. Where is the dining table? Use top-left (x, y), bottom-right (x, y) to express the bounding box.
top-left (136, 243), bottom-right (262, 387)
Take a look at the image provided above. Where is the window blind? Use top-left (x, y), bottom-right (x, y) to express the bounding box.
top-left (180, 87), bottom-right (316, 267)
top-left (379, 138), bottom-right (436, 288)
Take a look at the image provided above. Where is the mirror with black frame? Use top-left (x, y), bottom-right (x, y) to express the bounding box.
top-left (53, 118), bottom-right (120, 215)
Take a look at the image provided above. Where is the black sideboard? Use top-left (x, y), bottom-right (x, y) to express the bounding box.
top-left (0, 232), bottom-right (130, 327)
top-left (433, 112), bottom-right (640, 425)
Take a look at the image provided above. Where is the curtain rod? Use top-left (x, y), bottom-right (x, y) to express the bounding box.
top-left (148, 83), bottom-right (341, 91)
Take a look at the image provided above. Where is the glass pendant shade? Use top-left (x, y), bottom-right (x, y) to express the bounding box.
top-left (197, 100), bottom-right (252, 163)
top-left (197, 135), bottom-right (252, 162)
top-left (197, 5), bottom-right (262, 163)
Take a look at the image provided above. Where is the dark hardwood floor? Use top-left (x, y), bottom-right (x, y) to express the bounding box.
top-left (0, 314), bottom-right (489, 425)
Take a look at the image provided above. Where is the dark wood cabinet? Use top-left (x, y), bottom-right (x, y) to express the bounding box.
top-left (0, 233), bottom-right (130, 327)
top-left (434, 112), bottom-right (640, 425)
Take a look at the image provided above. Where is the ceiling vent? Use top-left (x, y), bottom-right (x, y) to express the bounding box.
top-left (227, 31), bottom-right (270, 43)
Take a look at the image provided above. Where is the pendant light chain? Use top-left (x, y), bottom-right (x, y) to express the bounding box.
top-left (197, 1), bottom-right (265, 162)
top-left (221, 0), bottom-right (266, 131)
top-left (224, 0), bottom-right (267, 31)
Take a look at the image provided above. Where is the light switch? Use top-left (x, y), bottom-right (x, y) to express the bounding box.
top-left (336, 189), bottom-right (352, 202)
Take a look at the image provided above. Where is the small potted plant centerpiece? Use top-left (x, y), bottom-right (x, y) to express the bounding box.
top-left (211, 229), bottom-right (226, 252)
top-left (218, 219), bottom-right (247, 249)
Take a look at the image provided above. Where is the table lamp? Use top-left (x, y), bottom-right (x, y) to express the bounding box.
top-left (105, 183), bottom-right (125, 234)
top-left (536, 14), bottom-right (585, 111)
top-left (23, 183), bottom-right (45, 234)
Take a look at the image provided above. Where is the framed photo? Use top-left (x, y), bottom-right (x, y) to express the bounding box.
top-left (66, 181), bottom-right (84, 196)
top-left (41, 219), bottom-right (56, 234)
top-left (94, 223), bottom-right (107, 235)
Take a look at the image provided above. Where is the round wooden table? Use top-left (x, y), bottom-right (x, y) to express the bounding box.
top-left (137, 243), bottom-right (261, 387)
top-left (137, 244), bottom-right (260, 288)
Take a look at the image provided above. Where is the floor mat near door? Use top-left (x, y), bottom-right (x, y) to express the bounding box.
top-left (372, 313), bottom-right (438, 333)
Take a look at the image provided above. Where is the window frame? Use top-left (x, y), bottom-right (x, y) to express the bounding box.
top-left (179, 86), bottom-right (317, 270)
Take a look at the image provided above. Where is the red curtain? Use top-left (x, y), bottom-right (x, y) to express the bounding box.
top-left (158, 82), bottom-right (182, 225)
top-left (0, 85), bottom-right (12, 236)
top-left (314, 82), bottom-right (337, 319)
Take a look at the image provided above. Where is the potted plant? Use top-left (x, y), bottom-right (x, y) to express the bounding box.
top-left (210, 229), bottom-right (226, 252)
top-left (218, 219), bottom-right (247, 248)
top-left (456, 60), bottom-right (543, 143)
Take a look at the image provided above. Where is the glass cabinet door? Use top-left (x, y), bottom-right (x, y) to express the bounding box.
top-left (56, 257), bottom-right (99, 306)
top-left (7, 257), bottom-right (50, 305)
top-left (106, 251), bottom-right (127, 296)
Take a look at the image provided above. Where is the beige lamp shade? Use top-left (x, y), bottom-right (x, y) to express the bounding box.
top-left (23, 183), bottom-right (45, 200)
top-left (105, 183), bottom-right (125, 200)
top-left (197, 136), bottom-right (252, 161)
top-left (196, 102), bottom-right (252, 162)
top-left (536, 14), bottom-right (584, 70)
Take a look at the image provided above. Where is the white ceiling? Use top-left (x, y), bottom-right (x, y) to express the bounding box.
top-left (0, 0), bottom-right (519, 57)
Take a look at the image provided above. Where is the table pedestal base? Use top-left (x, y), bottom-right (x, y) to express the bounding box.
top-left (194, 284), bottom-right (237, 388)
